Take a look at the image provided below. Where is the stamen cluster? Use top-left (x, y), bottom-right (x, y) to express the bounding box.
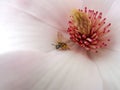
top-left (67, 7), bottom-right (111, 52)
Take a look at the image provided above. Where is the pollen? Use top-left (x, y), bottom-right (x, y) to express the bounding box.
top-left (67, 7), bottom-right (111, 53)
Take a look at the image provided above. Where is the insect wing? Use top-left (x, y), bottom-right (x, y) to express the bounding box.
top-left (57, 32), bottom-right (63, 42)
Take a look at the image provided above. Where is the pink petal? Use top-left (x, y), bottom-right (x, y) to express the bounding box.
top-left (92, 49), bottom-right (120, 90)
top-left (83, 0), bottom-right (115, 15)
top-left (0, 2), bottom-right (60, 54)
top-left (105, 0), bottom-right (120, 51)
top-left (3, 0), bottom-right (83, 30)
top-left (0, 51), bottom-right (103, 90)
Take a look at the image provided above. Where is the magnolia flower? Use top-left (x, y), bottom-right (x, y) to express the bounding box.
top-left (0, 0), bottom-right (120, 90)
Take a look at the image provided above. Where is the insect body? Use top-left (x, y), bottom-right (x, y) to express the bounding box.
top-left (53, 32), bottom-right (70, 50)
top-left (55, 42), bottom-right (69, 50)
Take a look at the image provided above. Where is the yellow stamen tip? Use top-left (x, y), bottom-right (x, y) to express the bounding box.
top-left (71, 9), bottom-right (91, 35)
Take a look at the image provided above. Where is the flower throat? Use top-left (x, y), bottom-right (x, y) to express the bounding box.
top-left (53, 7), bottom-right (111, 53)
top-left (67, 7), bottom-right (111, 53)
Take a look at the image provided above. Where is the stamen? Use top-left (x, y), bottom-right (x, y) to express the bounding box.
top-left (67, 7), bottom-right (111, 52)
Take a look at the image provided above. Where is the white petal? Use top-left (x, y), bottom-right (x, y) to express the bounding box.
top-left (3, 0), bottom-right (83, 30)
top-left (0, 51), bottom-right (103, 90)
top-left (105, 0), bottom-right (120, 51)
top-left (90, 49), bottom-right (120, 90)
top-left (83, 0), bottom-right (115, 14)
top-left (0, 2), bottom-right (59, 54)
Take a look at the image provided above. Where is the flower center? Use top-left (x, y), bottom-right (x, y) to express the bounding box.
top-left (67, 7), bottom-right (111, 53)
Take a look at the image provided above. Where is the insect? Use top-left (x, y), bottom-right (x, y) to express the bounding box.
top-left (53, 32), bottom-right (70, 50)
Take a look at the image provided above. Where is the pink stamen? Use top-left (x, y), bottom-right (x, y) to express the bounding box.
top-left (67, 7), bottom-right (111, 52)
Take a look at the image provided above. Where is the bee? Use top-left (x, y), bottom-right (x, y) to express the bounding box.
top-left (53, 32), bottom-right (70, 50)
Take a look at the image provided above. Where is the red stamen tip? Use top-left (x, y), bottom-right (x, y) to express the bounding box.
top-left (67, 7), bottom-right (111, 52)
